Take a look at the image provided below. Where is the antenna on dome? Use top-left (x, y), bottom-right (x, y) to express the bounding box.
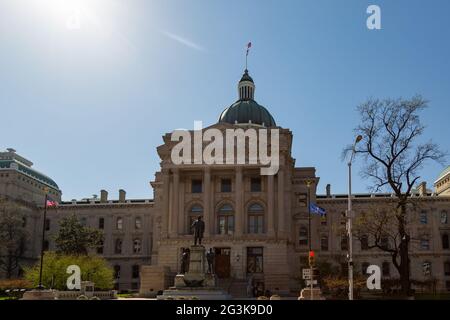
top-left (245, 42), bottom-right (252, 70)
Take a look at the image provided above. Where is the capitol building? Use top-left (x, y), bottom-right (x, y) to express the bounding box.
top-left (1, 69), bottom-right (450, 297)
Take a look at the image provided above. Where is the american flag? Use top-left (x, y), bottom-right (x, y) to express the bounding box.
top-left (46, 195), bottom-right (58, 207)
top-left (246, 42), bottom-right (252, 56)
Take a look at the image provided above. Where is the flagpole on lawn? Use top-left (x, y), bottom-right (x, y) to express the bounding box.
top-left (37, 190), bottom-right (49, 290)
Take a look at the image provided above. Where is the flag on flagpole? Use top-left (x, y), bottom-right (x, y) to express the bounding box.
top-left (246, 42), bottom-right (252, 56)
top-left (309, 203), bottom-right (326, 217)
top-left (46, 194), bottom-right (58, 207)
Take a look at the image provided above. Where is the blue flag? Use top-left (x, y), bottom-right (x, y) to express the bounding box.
top-left (309, 203), bottom-right (326, 217)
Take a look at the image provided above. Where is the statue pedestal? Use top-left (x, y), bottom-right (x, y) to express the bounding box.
top-left (22, 289), bottom-right (55, 300)
top-left (298, 288), bottom-right (325, 300)
top-left (158, 245), bottom-right (230, 300)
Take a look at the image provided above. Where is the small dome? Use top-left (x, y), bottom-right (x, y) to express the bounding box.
top-left (219, 100), bottom-right (276, 127)
top-left (240, 69), bottom-right (253, 83)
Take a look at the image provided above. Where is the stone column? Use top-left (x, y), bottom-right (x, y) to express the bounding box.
top-left (203, 168), bottom-right (211, 236)
top-left (277, 167), bottom-right (285, 235)
top-left (170, 168), bottom-right (179, 237)
top-left (178, 180), bottom-right (185, 234)
top-left (267, 174), bottom-right (275, 236)
top-left (161, 169), bottom-right (170, 238)
top-left (235, 167), bottom-right (243, 236)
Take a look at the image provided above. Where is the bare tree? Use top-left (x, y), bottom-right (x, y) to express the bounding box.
top-left (0, 199), bottom-right (28, 278)
top-left (344, 95), bottom-right (446, 295)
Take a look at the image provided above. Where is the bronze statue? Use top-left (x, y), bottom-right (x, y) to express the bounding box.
top-left (206, 248), bottom-right (215, 274)
top-left (180, 248), bottom-right (190, 274)
top-left (191, 216), bottom-right (205, 245)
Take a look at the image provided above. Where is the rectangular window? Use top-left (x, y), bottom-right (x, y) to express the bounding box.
top-left (321, 236), bottom-right (329, 251)
top-left (382, 262), bottom-right (390, 277)
top-left (98, 217), bottom-right (105, 229)
top-left (132, 265), bottom-right (140, 279)
top-left (218, 215), bottom-right (234, 235)
top-left (248, 215), bottom-right (264, 234)
top-left (135, 217), bottom-right (142, 229)
top-left (247, 247), bottom-right (263, 273)
top-left (444, 262), bottom-right (450, 276)
top-left (43, 240), bottom-right (49, 251)
top-left (221, 179), bottom-right (232, 193)
top-left (341, 235), bottom-right (348, 251)
top-left (420, 239), bottom-right (430, 250)
top-left (114, 266), bottom-right (121, 279)
top-left (420, 211), bottom-right (428, 224)
top-left (250, 177), bottom-right (262, 192)
top-left (192, 179), bottom-right (202, 193)
top-left (97, 242), bottom-right (104, 255)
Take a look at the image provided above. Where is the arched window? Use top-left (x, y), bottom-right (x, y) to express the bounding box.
top-left (321, 235), bottom-right (329, 251)
top-left (188, 204), bottom-right (203, 234)
top-left (133, 239), bottom-right (142, 254)
top-left (298, 226), bottom-right (308, 246)
top-left (116, 217), bottom-right (123, 230)
top-left (217, 204), bottom-right (234, 235)
top-left (248, 203), bottom-right (264, 234)
top-left (442, 234), bottom-right (449, 250)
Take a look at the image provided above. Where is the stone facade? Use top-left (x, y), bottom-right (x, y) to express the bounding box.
top-left (1, 70), bottom-right (450, 295)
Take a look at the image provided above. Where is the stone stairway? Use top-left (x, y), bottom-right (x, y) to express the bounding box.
top-left (217, 278), bottom-right (248, 299)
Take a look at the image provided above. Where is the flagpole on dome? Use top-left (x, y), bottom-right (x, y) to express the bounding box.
top-left (245, 41), bottom-right (252, 71)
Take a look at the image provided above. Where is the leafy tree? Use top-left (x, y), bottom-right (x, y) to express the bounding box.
top-left (24, 252), bottom-right (114, 290)
top-left (344, 96), bottom-right (446, 296)
top-left (0, 199), bottom-right (27, 278)
top-left (54, 214), bottom-right (103, 255)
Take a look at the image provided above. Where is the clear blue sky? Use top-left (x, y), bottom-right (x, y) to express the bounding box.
top-left (1, 0), bottom-right (449, 200)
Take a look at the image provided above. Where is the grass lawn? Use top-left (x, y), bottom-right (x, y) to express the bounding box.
top-left (117, 293), bottom-right (135, 299)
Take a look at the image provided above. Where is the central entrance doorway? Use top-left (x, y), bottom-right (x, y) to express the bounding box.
top-left (214, 247), bottom-right (231, 278)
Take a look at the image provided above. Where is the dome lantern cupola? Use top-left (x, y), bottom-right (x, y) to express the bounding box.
top-left (218, 68), bottom-right (276, 127)
top-left (238, 69), bottom-right (255, 100)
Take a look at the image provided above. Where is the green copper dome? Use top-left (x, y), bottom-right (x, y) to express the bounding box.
top-left (218, 69), bottom-right (276, 127)
top-left (219, 100), bottom-right (276, 127)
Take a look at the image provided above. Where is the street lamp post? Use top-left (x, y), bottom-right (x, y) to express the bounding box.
top-left (347, 135), bottom-right (362, 301)
top-left (306, 179), bottom-right (314, 300)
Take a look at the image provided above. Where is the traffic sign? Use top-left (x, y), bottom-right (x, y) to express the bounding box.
top-left (306, 280), bottom-right (318, 286)
top-left (302, 269), bottom-right (311, 279)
